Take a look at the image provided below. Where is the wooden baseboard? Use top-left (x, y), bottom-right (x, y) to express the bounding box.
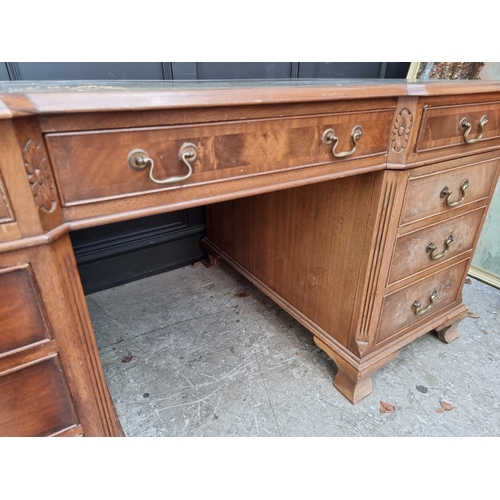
top-left (71, 208), bottom-right (206, 294)
top-left (468, 265), bottom-right (500, 289)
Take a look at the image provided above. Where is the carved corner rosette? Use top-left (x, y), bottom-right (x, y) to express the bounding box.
top-left (23, 139), bottom-right (57, 212)
top-left (391, 108), bottom-right (413, 153)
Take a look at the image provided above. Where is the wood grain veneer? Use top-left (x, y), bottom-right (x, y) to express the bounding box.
top-left (206, 174), bottom-right (379, 350)
top-left (388, 207), bottom-right (485, 284)
top-left (416, 101), bottom-right (500, 152)
top-left (0, 356), bottom-right (78, 437)
top-left (377, 258), bottom-right (470, 344)
top-left (46, 108), bottom-right (393, 206)
top-left (0, 264), bottom-right (51, 355)
top-left (400, 157), bottom-right (499, 225)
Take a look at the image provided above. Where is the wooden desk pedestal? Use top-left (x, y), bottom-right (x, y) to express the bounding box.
top-left (0, 80), bottom-right (499, 435)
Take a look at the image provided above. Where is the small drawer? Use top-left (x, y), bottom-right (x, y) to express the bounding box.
top-left (416, 101), bottom-right (500, 154)
top-left (377, 259), bottom-right (469, 344)
top-left (388, 207), bottom-right (485, 285)
top-left (0, 356), bottom-right (79, 437)
top-left (0, 265), bottom-right (51, 356)
top-left (400, 157), bottom-right (499, 225)
top-left (45, 108), bottom-right (394, 206)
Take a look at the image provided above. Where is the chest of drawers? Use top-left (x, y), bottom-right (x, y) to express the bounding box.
top-left (0, 80), bottom-right (499, 435)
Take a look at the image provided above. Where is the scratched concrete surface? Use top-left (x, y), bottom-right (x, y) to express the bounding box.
top-left (87, 261), bottom-right (500, 437)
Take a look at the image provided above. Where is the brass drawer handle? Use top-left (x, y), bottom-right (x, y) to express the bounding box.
top-left (459, 115), bottom-right (488, 144)
top-left (322, 125), bottom-right (363, 158)
top-left (412, 290), bottom-right (438, 316)
top-left (426, 235), bottom-right (453, 260)
top-left (440, 179), bottom-right (469, 207)
top-left (127, 142), bottom-right (198, 184)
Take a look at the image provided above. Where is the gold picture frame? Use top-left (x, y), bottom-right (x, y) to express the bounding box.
top-left (407, 62), bottom-right (500, 80)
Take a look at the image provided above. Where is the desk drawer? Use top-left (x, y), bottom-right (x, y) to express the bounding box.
top-left (416, 101), bottom-right (500, 154)
top-left (0, 265), bottom-right (51, 356)
top-left (400, 157), bottom-right (499, 225)
top-left (377, 259), bottom-right (469, 344)
top-left (388, 207), bottom-right (485, 285)
top-left (45, 109), bottom-right (394, 206)
top-left (0, 356), bottom-right (79, 437)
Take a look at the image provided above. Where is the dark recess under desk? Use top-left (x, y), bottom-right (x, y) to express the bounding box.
top-left (71, 208), bottom-right (206, 294)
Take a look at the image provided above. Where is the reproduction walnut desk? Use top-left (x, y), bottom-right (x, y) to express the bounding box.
top-left (1, 80), bottom-right (499, 437)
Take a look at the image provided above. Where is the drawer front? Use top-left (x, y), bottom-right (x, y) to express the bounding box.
top-left (45, 109), bottom-right (394, 206)
top-left (401, 158), bottom-right (499, 225)
top-left (416, 101), bottom-right (500, 153)
top-left (0, 356), bottom-right (79, 437)
top-left (389, 207), bottom-right (485, 284)
top-left (377, 259), bottom-right (469, 344)
top-left (0, 265), bottom-right (51, 356)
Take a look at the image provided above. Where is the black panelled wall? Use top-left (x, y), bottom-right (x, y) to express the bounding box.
top-left (0, 62), bottom-right (410, 293)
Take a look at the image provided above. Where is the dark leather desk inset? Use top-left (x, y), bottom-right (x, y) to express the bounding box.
top-left (1, 80), bottom-right (499, 436)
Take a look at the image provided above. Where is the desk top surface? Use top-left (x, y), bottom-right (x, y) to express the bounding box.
top-left (2, 79), bottom-right (500, 119)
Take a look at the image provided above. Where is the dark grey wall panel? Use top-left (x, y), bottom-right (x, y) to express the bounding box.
top-left (0, 63), bottom-right (9, 81)
top-left (298, 62), bottom-right (410, 79)
top-left (298, 62), bottom-right (385, 79)
top-left (384, 62), bottom-right (411, 79)
top-left (1, 62), bottom-right (412, 84)
top-left (161, 62), bottom-right (173, 80)
top-left (172, 62), bottom-right (294, 80)
top-left (171, 63), bottom-right (198, 80)
top-left (198, 62), bottom-right (293, 79)
top-left (16, 62), bottom-right (164, 81)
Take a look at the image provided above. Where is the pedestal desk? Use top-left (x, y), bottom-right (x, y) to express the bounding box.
top-left (1, 80), bottom-right (499, 437)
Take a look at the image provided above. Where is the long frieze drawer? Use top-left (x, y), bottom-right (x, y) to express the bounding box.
top-left (400, 157), bottom-right (499, 225)
top-left (0, 356), bottom-right (79, 437)
top-left (377, 259), bottom-right (469, 344)
top-left (45, 109), bottom-right (394, 206)
top-left (388, 207), bottom-right (485, 285)
top-left (0, 265), bottom-right (51, 356)
top-left (416, 101), bottom-right (500, 153)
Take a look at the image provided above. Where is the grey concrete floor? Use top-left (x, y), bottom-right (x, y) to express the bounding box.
top-left (87, 261), bottom-right (500, 437)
